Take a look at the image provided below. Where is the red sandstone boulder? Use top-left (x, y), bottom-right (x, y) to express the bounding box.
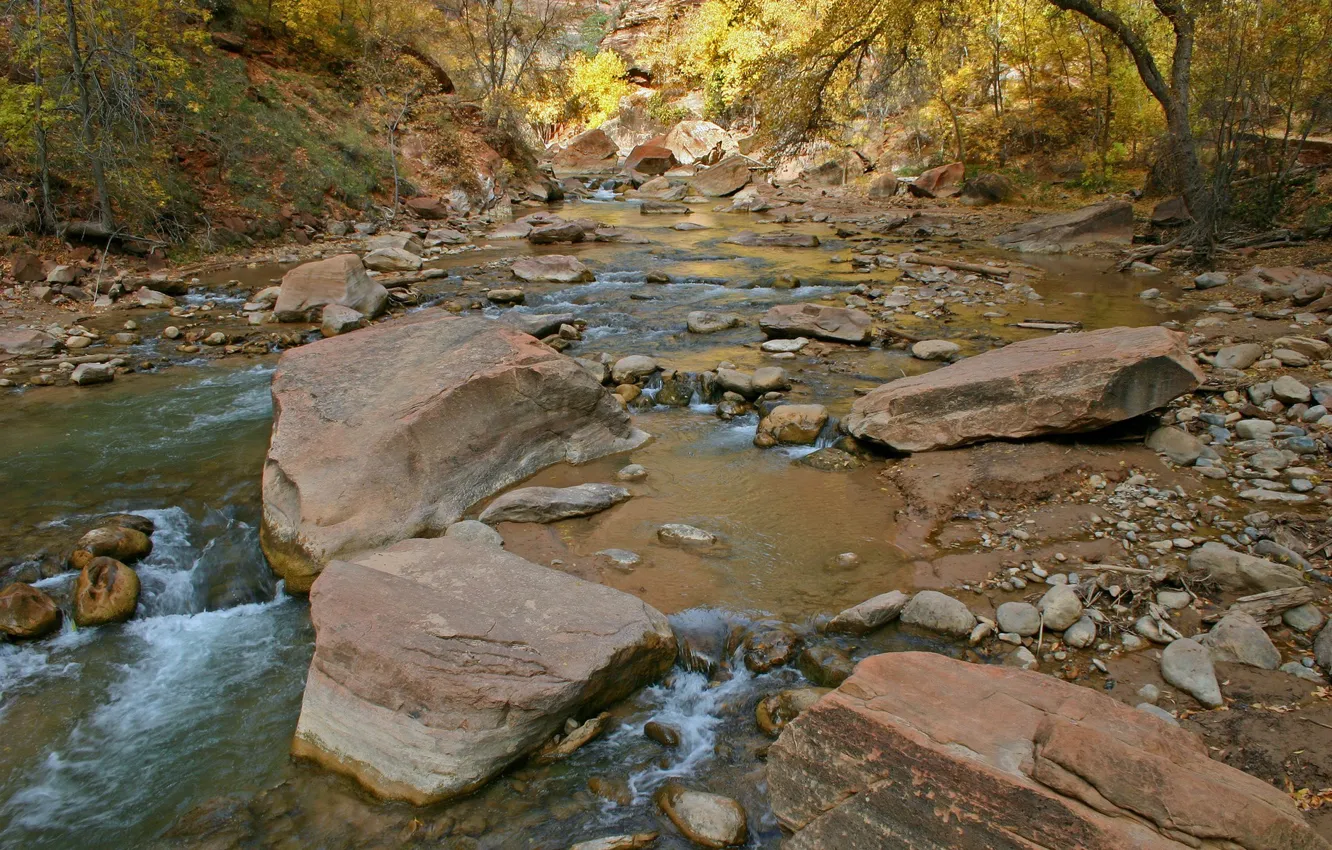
top-left (691, 155), bottom-right (752, 197)
top-left (759, 303), bottom-right (872, 345)
top-left (769, 652), bottom-right (1328, 850)
top-left (551, 128), bottom-right (620, 176)
top-left (908, 161), bottom-right (965, 197)
top-left (11, 253), bottom-right (45, 282)
top-left (993, 200), bottom-right (1134, 253)
top-left (272, 254), bottom-right (389, 322)
top-left (292, 536), bottom-right (675, 804)
top-left (624, 142), bottom-right (677, 176)
top-left (844, 326), bottom-right (1203, 452)
top-left (662, 120), bottom-right (735, 166)
top-left (0, 583), bottom-right (62, 639)
top-left (260, 312), bottom-right (647, 591)
top-left (405, 197), bottom-right (448, 219)
top-left (0, 328), bottom-right (57, 356)
top-left (73, 556), bottom-right (141, 627)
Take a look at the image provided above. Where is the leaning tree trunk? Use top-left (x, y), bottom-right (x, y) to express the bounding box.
top-left (63, 0), bottom-right (114, 228)
top-left (1050, 0), bottom-right (1214, 257)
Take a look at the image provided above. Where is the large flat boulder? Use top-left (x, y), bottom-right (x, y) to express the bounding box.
top-left (769, 652), bottom-right (1327, 850)
top-left (624, 142), bottom-right (677, 176)
top-left (907, 161), bottom-right (964, 198)
top-left (0, 328), bottom-right (57, 356)
top-left (844, 326), bottom-right (1203, 452)
top-left (551, 128), bottom-right (620, 176)
top-left (691, 155), bottom-right (752, 197)
top-left (993, 200), bottom-right (1134, 253)
top-left (478, 483), bottom-right (630, 525)
top-left (759, 303), bottom-right (872, 345)
top-left (293, 536), bottom-right (675, 804)
top-left (512, 255), bottom-right (594, 283)
top-left (662, 120), bottom-right (736, 166)
top-left (1189, 542), bottom-right (1304, 593)
top-left (260, 312), bottom-right (647, 591)
top-left (272, 254), bottom-right (389, 322)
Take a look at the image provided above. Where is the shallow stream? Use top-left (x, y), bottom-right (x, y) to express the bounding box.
top-left (0, 194), bottom-right (1185, 848)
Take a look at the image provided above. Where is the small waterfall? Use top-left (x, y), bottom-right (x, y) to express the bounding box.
top-left (656, 372), bottom-right (699, 407)
top-left (814, 415), bottom-right (842, 448)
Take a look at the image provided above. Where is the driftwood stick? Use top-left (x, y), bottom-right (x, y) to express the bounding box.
top-left (899, 253), bottom-right (1011, 277)
top-left (1202, 586), bottom-right (1317, 625)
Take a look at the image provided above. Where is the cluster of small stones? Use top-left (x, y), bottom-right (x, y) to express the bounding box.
top-left (0, 209), bottom-right (495, 390)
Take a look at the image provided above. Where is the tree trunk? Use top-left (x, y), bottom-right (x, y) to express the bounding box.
top-left (32, 0), bottom-right (56, 232)
top-left (63, 0), bottom-right (113, 228)
top-left (1048, 0), bottom-right (1212, 250)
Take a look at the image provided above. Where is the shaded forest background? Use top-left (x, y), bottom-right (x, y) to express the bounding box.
top-left (2, 0), bottom-right (1331, 255)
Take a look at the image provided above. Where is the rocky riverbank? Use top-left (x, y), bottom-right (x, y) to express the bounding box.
top-left (5, 164), bottom-right (1332, 848)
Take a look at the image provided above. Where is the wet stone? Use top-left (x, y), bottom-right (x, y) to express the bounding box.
top-left (900, 591), bottom-right (976, 637)
top-left (658, 524), bottom-right (717, 548)
top-left (742, 622), bottom-right (803, 673)
top-left (597, 549), bottom-right (641, 571)
top-left (798, 644), bottom-right (856, 687)
top-left (644, 721), bottom-right (681, 748)
top-left (654, 784), bottom-right (747, 848)
top-left (756, 687), bottom-right (830, 737)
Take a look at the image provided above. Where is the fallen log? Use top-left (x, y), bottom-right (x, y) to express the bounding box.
top-left (32, 353), bottom-right (114, 366)
top-left (1013, 320), bottom-right (1082, 331)
top-left (898, 253), bottom-right (1011, 277)
top-left (1202, 586), bottom-right (1316, 626)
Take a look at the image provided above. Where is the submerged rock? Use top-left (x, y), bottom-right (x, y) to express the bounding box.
top-left (768, 652), bottom-right (1321, 849)
top-left (260, 313), bottom-right (646, 592)
top-left (0, 583), bottom-right (62, 639)
top-left (654, 783), bottom-right (748, 847)
top-left (479, 483), bottom-right (631, 525)
top-left (723, 231), bottom-right (820, 248)
top-left (755, 404), bottom-right (828, 447)
top-left (644, 720), bottom-right (681, 747)
top-left (569, 833), bottom-right (659, 850)
top-left (742, 621), bottom-right (803, 673)
top-left (657, 524), bottom-right (717, 548)
top-left (292, 537), bottom-right (675, 805)
top-left (686, 311), bottom-right (742, 334)
top-left (798, 644), bottom-right (856, 686)
top-left (73, 556), bottom-right (140, 627)
top-left (845, 326), bottom-right (1203, 452)
top-left (756, 687), bottom-right (830, 737)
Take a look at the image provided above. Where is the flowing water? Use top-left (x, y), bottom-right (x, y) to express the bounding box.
top-left (0, 193), bottom-right (1186, 848)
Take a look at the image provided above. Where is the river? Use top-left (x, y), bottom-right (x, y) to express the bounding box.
top-left (0, 193), bottom-right (1183, 848)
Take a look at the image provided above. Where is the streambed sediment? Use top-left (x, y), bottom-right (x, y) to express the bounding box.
top-left (3, 189), bottom-right (1332, 848)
